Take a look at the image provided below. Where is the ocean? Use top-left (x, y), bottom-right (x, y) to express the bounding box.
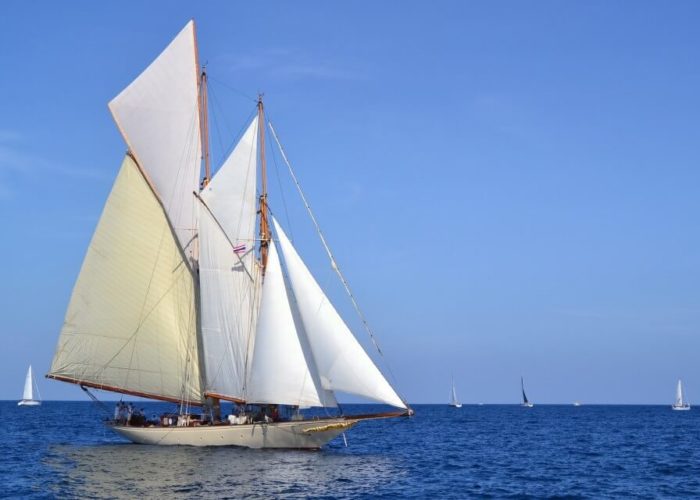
top-left (1, 402), bottom-right (699, 498)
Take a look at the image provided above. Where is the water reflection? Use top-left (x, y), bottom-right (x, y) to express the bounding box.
top-left (44, 443), bottom-right (401, 498)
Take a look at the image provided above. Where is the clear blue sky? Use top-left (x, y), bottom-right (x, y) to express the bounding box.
top-left (1, 1), bottom-right (699, 404)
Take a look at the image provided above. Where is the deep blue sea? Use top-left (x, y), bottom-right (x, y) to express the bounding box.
top-left (1, 402), bottom-right (699, 498)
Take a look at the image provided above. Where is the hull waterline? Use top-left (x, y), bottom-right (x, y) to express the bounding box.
top-left (110, 418), bottom-right (357, 449)
top-left (18, 400), bottom-right (41, 406)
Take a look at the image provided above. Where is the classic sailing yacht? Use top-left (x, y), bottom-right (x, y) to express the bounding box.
top-left (672, 379), bottom-right (690, 411)
top-left (449, 377), bottom-right (462, 408)
top-left (18, 365), bottom-right (41, 406)
top-left (47, 21), bottom-right (410, 448)
top-left (521, 377), bottom-right (533, 408)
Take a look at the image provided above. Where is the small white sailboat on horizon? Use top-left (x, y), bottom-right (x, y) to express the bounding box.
top-left (671, 379), bottom-right (690, 411)
top-left (18, 365), bottom-right (41, 406)
top-left (449, 377), bottom-right (462, 408)
top-left (521, 377), bottom-right (533, 408)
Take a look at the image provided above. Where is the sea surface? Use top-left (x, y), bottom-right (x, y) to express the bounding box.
top-left (1, 402), bottom-right (699, 498)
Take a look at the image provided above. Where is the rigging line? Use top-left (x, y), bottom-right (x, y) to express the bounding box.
top-left (80, 385), bottom-right (112, 417)
top-left (193, 191), bottom-right (255, 282)
top-left (207, 82), bottom-right (255, 167)
top-left (208, 75), bottom-right (258, 103)
top-left (265, 111), bottom-right (294, 241)
top-left (206, 82), bottom-right (226, 166)
top-left (267, 121), bottom-right (411, 409)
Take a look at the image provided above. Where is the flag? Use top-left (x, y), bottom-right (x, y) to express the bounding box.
top-left (233, 243), bottom-right (246, 255)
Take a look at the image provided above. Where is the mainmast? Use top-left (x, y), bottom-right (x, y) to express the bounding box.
top-left (199, 68), bottom-right (211, 188)
top-left (258, 95), bottom-right (270, 274)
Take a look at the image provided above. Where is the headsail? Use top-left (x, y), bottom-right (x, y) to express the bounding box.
top-left (521, 377), bottom-right (529, 405)
top-left (274, 218), bottom-right (406, 409)
top-left (108, 20), bottom-right (202, 258)
top-left (48, 156), bottom-right (202, 404)
top-left (247, 239), bottom-right (329, 407)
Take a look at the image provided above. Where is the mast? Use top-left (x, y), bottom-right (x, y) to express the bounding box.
top-left (199, 68), bottom-right (212, 187)
top-left (257, 95), bottom-right (270, 274)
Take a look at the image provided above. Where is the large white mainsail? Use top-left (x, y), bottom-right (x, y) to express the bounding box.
top-left (247, 239), bottom-right (327, 407)
top-left (108, 20), bottom-right (202, 258)
top-left (49, 156), bottom-right (201, 404)
top-left (198, 117), bottom-right (260, 401)
top-left (273, 218), bottom-right (406, 409)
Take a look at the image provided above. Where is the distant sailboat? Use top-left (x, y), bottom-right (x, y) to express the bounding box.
top-left (521, 377), bottom-right (533, 408)
top-left (671, 379), bottom-right (690, 411)
top-left (18, 365), bottom-right (41, 406)
top-left (573, 401), bottom-right (581, 407)
top-left (449, 377), bottom-right (462, 408)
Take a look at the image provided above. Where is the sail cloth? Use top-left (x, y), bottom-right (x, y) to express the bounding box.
top-left (23, 366), bottom-right (34, 401)
top-left (108, 20), bottom-right (202, 259)
top-left (49, 156), bottom-right (202, 404)
top-left (198, 205), bottom-right (258, 401)
top-left (247, 240), bottom-right (327, 407)
top-left (273, 218), bottom-right (407, 409)
top-left (198, 117), bottom-right (260, 401)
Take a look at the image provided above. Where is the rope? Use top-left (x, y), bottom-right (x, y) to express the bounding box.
top-left (267, 121), bottom-right (411, 410)
top-left (80, 385), bottom-right (112, 418)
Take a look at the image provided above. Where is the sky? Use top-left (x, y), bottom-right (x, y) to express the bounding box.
top-left (1, 1), bottom-right (699, 404)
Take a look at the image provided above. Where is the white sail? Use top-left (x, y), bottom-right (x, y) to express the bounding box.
top-left (247, 239), bottom-right (327, 407)
top-left (200, 116), bottom-right (258, 248)
top-left (676, 379), bottom-right (684, 406)
top-left (273, 218), bottom-right (406, 409)
top-left (450, 382), bottom-right (459, 406)
top-left (198, 205), bottom-right (259, 401)
top-left (23, 365), bottom-right (34, 401)
top-left (108, 21), bottom-right (202, 258)
top-left (49, 156), bottom-right (202, 404)
top-left (198, 117), bottom-right (260, 401)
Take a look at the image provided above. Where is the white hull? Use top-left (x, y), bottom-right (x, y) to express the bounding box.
top-left (449, 403), bottom-right (462, 408)
top-left (111, 417), bottom-right (358, 449)
top-left (521, 403), bottom-right (534, 408)
top-left (17, 400), bottom-right (41, 406)
top-left (672, 405), bottom-right (691, 411)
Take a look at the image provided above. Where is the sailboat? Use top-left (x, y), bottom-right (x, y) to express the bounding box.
top-left (520, 377), bottom-right (533, 408)
top-left (449, 377), bottom-right (462, 408)
top-left (18, 365), bottom-right (41, 406)
top-left (672, 379), bottom-right (690, 411)
top-left (46, 20), bottom-right (411, 449)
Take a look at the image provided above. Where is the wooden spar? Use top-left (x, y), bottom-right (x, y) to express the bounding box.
top-left (198, 69), bottom-right (212, 186)
top-left (257, 95), bottom-right (270, 274)
top-left (203, 391), bottom-right (246, 404)
top-left (46, 373), bottom-right (204, 407)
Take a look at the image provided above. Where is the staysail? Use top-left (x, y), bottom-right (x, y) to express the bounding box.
top-left (247, 239), bottom-right (327, 407)
top-left (273, 218), bottom-right (406, 409)
top-left (108, 20), bottom-right (202, 258)
top-left (48, 156), bottom-right (202, 404)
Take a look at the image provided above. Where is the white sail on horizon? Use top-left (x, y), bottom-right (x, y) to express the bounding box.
top-left (23, 365), bottom-right (34, 401)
